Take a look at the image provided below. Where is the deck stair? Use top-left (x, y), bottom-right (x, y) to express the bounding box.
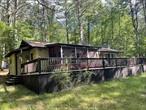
top-left (5, 75), bottom-right (21, 85)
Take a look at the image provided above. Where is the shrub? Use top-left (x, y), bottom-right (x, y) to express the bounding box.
top-left (50, 67), bottom-right (71, 92)
top-left (71, 70), bottom-right (95, 86)
top-left (81, 70), bottom-right (95, 84)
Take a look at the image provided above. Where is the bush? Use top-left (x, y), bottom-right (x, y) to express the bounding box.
top-left (50, 66), bottom-right (96, 92)
top-left (50, 67), bottom-right (71, 92)
top-left (71, 70), bottom-right (95, 86)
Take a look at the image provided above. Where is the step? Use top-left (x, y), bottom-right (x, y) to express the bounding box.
top-left (5, 80), bottom-right (20, 85)
top-left (5, 80), bottom-right (14, 86)
top-left (5, 76), bottom-right (21, 85)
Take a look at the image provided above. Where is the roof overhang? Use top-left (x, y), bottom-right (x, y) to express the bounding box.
top-left (45, 43), bottom-right (100, 50)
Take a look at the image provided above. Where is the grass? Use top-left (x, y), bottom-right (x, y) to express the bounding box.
top-left (0, 73), bottom-right (146, 110)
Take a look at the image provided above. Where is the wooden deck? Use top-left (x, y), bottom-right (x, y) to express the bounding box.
top-left (21, 57), bottom-right (146, 75)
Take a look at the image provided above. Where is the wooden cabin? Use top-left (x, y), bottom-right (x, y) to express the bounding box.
top-left (5, 40), bottom-right (120, 76)
top-left (5, 40), bottom-right (146, 94)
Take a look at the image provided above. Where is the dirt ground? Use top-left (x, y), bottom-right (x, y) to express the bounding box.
top-left (0, 69), bottom-right (8, 76)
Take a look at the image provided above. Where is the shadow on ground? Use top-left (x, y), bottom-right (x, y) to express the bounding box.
top-left (0, 73), bottom-right (146, 110)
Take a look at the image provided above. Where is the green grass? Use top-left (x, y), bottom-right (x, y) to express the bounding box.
top-left (1, 74), bottom-right (146, 110)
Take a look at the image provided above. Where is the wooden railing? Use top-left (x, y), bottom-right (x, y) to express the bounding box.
top-left (21, 57), bottom-right (146, 74)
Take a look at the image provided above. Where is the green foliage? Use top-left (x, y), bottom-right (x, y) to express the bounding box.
top-left (50, 68), bottom-right (71, 92)
top-left (48, 22), bottom-right (66, 43)
top-left (0, 22), bottom-right (14, 61)
top-left (74, 71), bottom-right (95, 85)
top-left (82, 71), bottom-right (95, 84)
top-left (1, 73), bottom-right (146, 110)
top-left (16, 21), bottom-right (34, 40)
top-left (0, 0), bottom-right (146, 59)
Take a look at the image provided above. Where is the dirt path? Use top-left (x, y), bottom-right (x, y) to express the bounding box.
top-left (0, 69), bottom-right (8, 76)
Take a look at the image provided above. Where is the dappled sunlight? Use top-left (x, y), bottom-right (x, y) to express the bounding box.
top-left (48, 94), bottom-right (76, 107)
top-left (0, 73), bottom-right (146, 110)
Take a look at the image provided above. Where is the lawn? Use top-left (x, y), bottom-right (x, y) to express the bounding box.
top-left (0, 73), bottom-right (146, 110)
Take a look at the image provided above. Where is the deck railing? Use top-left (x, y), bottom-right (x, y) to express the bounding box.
top-left (21, 57), bottom-right (146, 74)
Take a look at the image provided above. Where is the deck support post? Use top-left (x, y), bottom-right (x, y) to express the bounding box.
top-left (87, 48), bottom-right (89, 70)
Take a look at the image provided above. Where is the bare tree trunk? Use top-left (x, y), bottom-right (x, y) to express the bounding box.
top-left (65, 12), bottom-right (69, 44)
top-left (80, 23), bottom-right (84, 44)
top-left (74, 0), bottom-right (84, 44)
top-left (37, 0), bottom-right (55, 41)
top-left (87, 18), bottom-right (90, 45)
top-left (129, 0), bottom-right (140, 56)
top-left (6, 0), bottom-right (10, 25)
top-left (119, 8), bottom-right (121, 38)
top-left (41, 0), bottom-right (46, 41)
top-left (13, 0), bottom-right (17, 41)
top-left (111, 7), bottom-right (114, 46)
top-left (140, 0), bottom-right (146, 38)
top-left (141, 0), bottom-right (146, 25)
top-left (65, 0), bottom-right (69, 44)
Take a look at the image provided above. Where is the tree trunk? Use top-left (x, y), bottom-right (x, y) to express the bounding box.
top-left (6, 0), bottom-right (10, 25)
top-left (65, 13), bottom-right (69, 44)
top-left (75, 0), bottom-right (84, 44)
top-left (65, 0), bottom-right (69, 44)
top-left (111, 8), bottom-right (114, 46)
top-left (141, 0), bottom-right (146, 25)
top-left (129, 0), bottom-right (140, 56)
top-left (87, 18), bottom-right (90, 45)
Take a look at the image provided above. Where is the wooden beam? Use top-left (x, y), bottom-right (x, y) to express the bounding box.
top-left (75, 47), bottom-right (77, 58)
top-left (87, 48), bottom-right (89, 58)
top-left (60, 46), bottom-right (63, 58)
top-left (60, 46), bottom-right (63, 64)
top-left (15, 53), bottom-right (18, 75)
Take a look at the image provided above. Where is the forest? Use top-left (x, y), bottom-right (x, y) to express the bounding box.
top-left (0, 0), bottom-right (146, 62)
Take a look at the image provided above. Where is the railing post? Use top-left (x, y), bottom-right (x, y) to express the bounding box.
top-left (115, 58), bottom-right (117, 67)
top-left (87, 58), bottom-right (89, 70)
top-left (38, 58), bottom-right (41, 74)
top-left (126, 58), bottom-right (128, 66)
top-left (102, 58), bottom-right (105, 68)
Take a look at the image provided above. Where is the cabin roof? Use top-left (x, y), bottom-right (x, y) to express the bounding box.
top-left (98, 47), bottom-right (120, 53)
top-left (5, 40), bottom-right (120, 57)
top-left (45, 43), bottom-right (100, 49)
top-left (20, 40), bottom-right (48, 48)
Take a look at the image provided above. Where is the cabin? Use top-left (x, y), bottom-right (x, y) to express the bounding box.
top-left (6, 40), bottom-right (120, 76)
top-left (7, 40), bottom-right (142, 93)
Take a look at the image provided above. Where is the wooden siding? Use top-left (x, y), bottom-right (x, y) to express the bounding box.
top-left (9, 48), bottom-right (49, 75)
top-left (9, 54), bottom-right (16, 75)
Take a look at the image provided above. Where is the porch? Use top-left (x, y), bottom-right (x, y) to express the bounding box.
top-left (21, 57), bottom-right (146, 75)
top-left (19, 57), bottom-right (146, 93)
